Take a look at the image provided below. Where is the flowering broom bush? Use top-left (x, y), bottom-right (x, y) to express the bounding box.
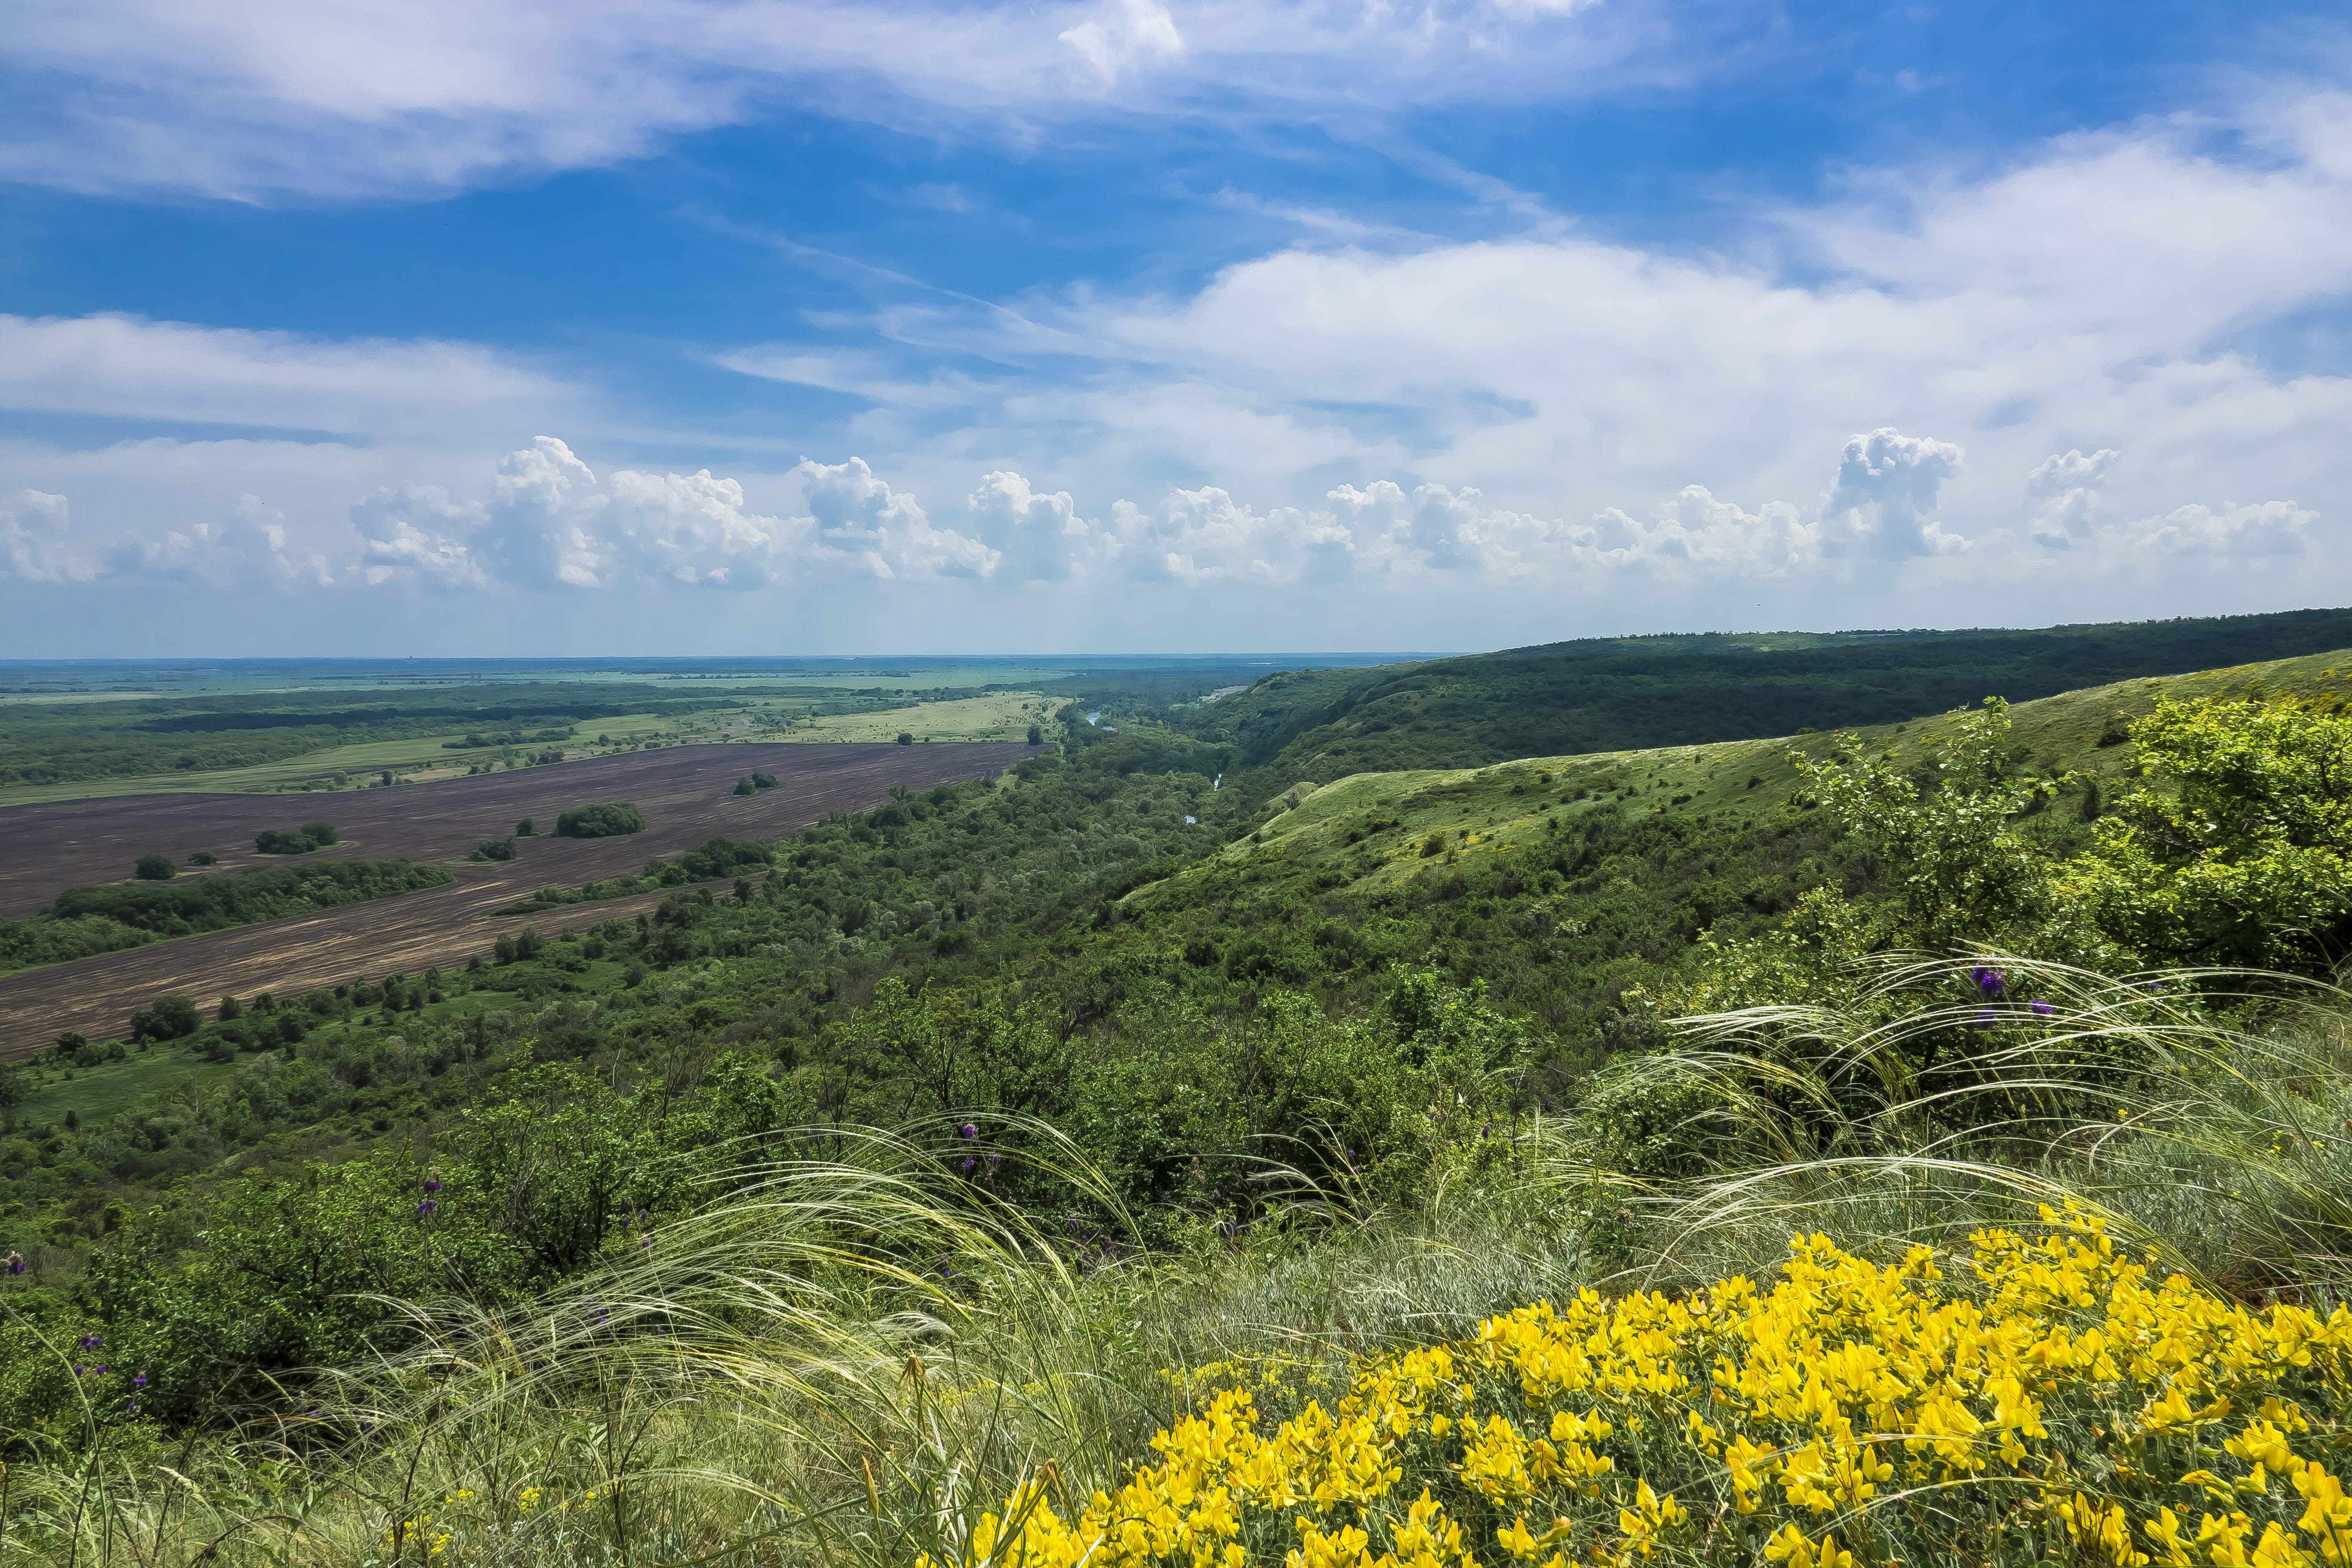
top-left (928, 1207), bottom-right (2352, 1568)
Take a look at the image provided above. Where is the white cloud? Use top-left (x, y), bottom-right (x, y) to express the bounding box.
top-left (796, 456), bottom-right (999, 579)
top-left (966, 470), bottom-right (1090, 581)
top-left (110, 494), bottom-right (320, 585)
top-left (0, 0), bottom-right (1688, 199)
top-left (0, 313), bottom-right (578, 438)
top-left (2111, 499), bottom-right (2318, 556)
top-left (351, 485), bottom-right (489, 590)
top-left (1328, 481), bottom-right (1557, 577)
top-left (2025, 448), bottom-right (2119, 548)
top-left (0, 490), bottom-right (91, 583)
top-left (1821, 428), bottom-right (1968, 558)
top-left (1578, 487), bottom-right (1821, 576)
top-left (1060, 0), bottom-right (1184, 86)
top-left (1099, 484), bottom-right (1351, 585)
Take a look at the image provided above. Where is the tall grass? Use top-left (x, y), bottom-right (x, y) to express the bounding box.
top-left (8, 958), bottom-right (2352, 1566)
top-left (1592, 956), bottom-right (2352, 1300)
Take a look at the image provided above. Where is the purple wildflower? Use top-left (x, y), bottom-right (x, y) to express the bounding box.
top-left (1974, 1008), bottom-right (1996, 1028)
top-left (417, 1200), bottom-right (437, 1217)
top-left (132, 1374), bottom-right (147, 1390)
top-left (962, 1156), bottom-right (978, 1173)
top-left (73, 1365), bottom-right (84, 1377)
top-left (6, 1252), bottom-right (24, 1275)
top-left (2030, 1000), bottom-right (2055, 1017)
top-left (423, 1176), bottom-right (442, 1194)
top-left (960, 1123), bottom-right (977, 1139)
top-left (1973, 966), bottom-right (2005, 999)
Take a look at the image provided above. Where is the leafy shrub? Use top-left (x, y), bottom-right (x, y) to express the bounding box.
top-left (128, 994), bottom-right (200, 1041)
top-left (733, 777), bottom-right (756, 796)
top-left (751, 772), bottom-right (778, 789)
top-left (187, 850), bottom-right (217, 865)
top-left (469, 837), bottom-right (517, 862)
top-left (554, 802), bottom-right (644, 838)
top-left (898, 732), bottom-right (915, 745)
top-left (132, 854), bottom-right (175, 881)
top-left (254, 820), bottom-right (337, 854)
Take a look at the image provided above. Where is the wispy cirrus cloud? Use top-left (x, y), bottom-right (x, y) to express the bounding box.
top-left (2, 0), bottom-right (1684, 199)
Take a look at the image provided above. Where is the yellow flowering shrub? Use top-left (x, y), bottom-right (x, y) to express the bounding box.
top-left (922, 1209), bottom-right (2352, 1568)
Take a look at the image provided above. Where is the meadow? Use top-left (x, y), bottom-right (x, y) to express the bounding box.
top-left (7, 612), bottom-right (2352, 1566)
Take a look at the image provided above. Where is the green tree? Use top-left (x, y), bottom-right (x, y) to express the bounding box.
top-left (129, 994), bottom-right (200, 1040)
top-left (554, 802), bottom-right (643, 837)
top-left (1792, 698), bottom-right (2082, 954)
top-left (133, 853), bottom-right (175, 881)
top-left (2059, 696), bottom-right (2352, 969)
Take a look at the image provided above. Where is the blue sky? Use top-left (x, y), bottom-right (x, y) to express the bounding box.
top-left (2, 0), bottom-right (2349, 655)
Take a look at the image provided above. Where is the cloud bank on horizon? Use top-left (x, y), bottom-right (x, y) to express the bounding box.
top-left (1, 0), bottom-right (2348, 654)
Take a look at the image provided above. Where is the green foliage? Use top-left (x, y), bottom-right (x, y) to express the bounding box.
top-left (132, 853), bottom-right (175, 881)
top-left (2058, 696), bottom-right (2352, 968)
top-left (554, 801), bottom-right (644, 838)
top-left (1170, 607), bottom-right (2352, 802)
top-left (468, 836), bottom-right (517, 861)
top-left (0, 858), bottom-right (452, 973)
top-left (254, 819), bottom-right (337, 854)
top-left (128, 994), bottom-right (199, 1042)
top-left (1791, 698), bottom-right (2088, 956)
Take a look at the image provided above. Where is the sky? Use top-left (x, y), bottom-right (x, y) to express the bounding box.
top-left (2, 1), bottom-right (2350, 657)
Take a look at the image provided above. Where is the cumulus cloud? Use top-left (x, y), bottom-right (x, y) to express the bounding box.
top-left (111, 494), bottom-right (334, 586)
top-left (1578, 487), bottom-right (1821, 576)
top-left (797, 457), bottom-right (998, 579)
top-left (1821, 429), bottom-right (1968, 558)
top-left (2027, 448), bottom-right (2119, 548)
top-left (0, 490), bottom-right (91, 583)
top-left (351, 485), bottom-right (489, 590)
top-left (967, 470), bottom-right (1090, 581)
top-left (1328, 481), bottom-right (1556, 577)
top-left (2111, 499), bottom-right (2318, 556)
top-left (1100, 485), bottom-right (1350, 585)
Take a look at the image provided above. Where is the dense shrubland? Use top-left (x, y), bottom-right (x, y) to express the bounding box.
top-left (6, 679), bottom-right (2352, 1565)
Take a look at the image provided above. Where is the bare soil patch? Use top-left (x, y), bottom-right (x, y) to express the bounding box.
top-left (0, 741), bottom-right (1032, 1056)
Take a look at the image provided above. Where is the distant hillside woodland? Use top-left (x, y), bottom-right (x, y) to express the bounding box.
top-left (9, 607), bottom-right (2352, 1567)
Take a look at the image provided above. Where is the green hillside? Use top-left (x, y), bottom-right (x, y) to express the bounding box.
top-left (1155, 606), bottom-right (2352, 801)
top-left (12, 629), bottom-right (2352, 1565)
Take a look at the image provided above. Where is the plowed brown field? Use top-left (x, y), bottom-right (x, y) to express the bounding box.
top-left (0, 741), bottom-right (1032, 1057)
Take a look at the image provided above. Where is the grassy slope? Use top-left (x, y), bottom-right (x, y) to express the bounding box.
top-left (1179, 607), bottom-right (2352, 801)
top-left (1132, 645), bottom-right (2352, 917)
